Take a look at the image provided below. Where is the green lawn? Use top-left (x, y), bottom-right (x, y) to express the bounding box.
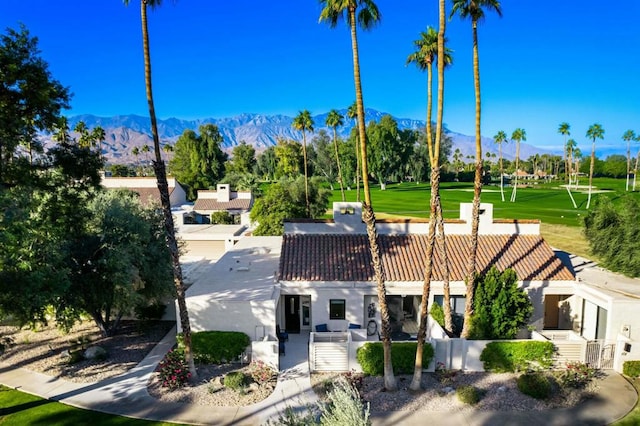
top-left (326, 178), bottom-right (640, 228)
top-left (0, 385), bottom-right (180, 426)
top-left (613, 378), bottom-right (640, 425)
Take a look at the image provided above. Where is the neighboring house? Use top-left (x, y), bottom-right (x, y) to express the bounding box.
top-left (181, 202), bottom-right (640, 372)
top-left (101, 176), bottom-right (188, 208)
top-left (193, 184), bottom-right (253, 226)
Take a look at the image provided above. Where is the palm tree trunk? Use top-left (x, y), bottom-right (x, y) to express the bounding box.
top-left (461, 20), bottom-right (482, 339)
top-left (355, 124), bottom-right (361, 201)
top-left (499, 143), bottom-right (504, 202)
top-left (511, 142), bottom-right (520, 202)
top-left (634, 150), bottom-right (639, 191)
top-left (333, 127), bottom-right (346, 201)
top-left (437, 198), bottom-right (453, 334)
top-left (586, 140), bottom-right (595, 209)
top-left (626, 142), bottom-right (631, 191)
top-left (349, 6), bottom-right (396, 392)
top-left (140, 0), bottom-right (196, 380)
top-left (302, 132), bottom-right (310, 216)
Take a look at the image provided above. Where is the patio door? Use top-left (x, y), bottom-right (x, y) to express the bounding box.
top-left (285, 295), bottom-right (300, 333)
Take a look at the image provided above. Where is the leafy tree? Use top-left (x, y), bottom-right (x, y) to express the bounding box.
top-left (169, 124), bottom-right (228, 200)
top-left (292, 110), bottom-right (314, 216)
top-left (366, 115), bottom-right (415, 188)
top-left (274, 139), bottom-right (303, 178)
top-left (250, 177), bottom-right (330, 236)
top-left (586, 123), bottom-right (604, 209)
top-left (256, 146), bottom-right (278, 181)
top-left (469, 267), bottom-right (533, 340)
top-left (493, 130), bottom-right (507, 202)
top-left (0, 25), bottom-right (70, 185)
top-left (326, 109), bottom-right (347, 200)
top-left (450, 0), bottom-right (502, 339)
top-left (583, 195), bottom-right (640, 277)
top-left (311, 130), bottom-right (337, 188)
top-left (622, 130), bottom-right (635, 191)
top-left (227, 141), bottom-right (256, 175)
top-left (602, 155), bottom-right (627, 178)
top-left (109, 164), bottom-right (134, 177)
top-left (123, 0), bottom-right (197, 379)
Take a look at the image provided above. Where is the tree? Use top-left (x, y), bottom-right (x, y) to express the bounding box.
top-left (451, 0), bottom-right (502, 339)
top-left (622, 130), bottom-right (635, 191)
top-left (250, 177), bottom-right (330, 236)
top-left (0, 25), bottom-right (70, 185)
top-left (319, 0), bottom-right (396, 391)
top-left (311, 130), bottom-right (338, 188)
top-left (366, 115), bottom-right (414, 188)
top-left (228, 141), bottom-right (256, 175)
top-left (292, 110), bottom-right (314, 216)
top-left (469, 267), bottom-right (533, 340)
top-left (169, 125), bottom-right (228, 200)
top-left (585, 123), bottom-right (604, 209)
top-left (326, 109), bottom-right (347, 201)
top-left (162, 143), bottom-right (173, 160)
top-left (123, 0), bottom-right (197, 380)
top-left (493, 130), bottom-right (507, 202)
top-left (634, 134), bottom-right (640, 191)
top-left (132, 146), bottom-right (140, 168)
top-left (347, 101), bottom-right (360, 201)
top-left (256, 146), bottom-right (278, 181)
top-left (411, 0), bottom-right (453, 391)
top-left (565, 138), bottom-right (577, 186)
top-left (558, 122), bottom-right (571, 183)
top-left (509, 128), bottom-right (526, 203)
top-left (274, 139), bottom-right (303, 178)
top-left (141, 144), bottom-right (151, 163)
top-left (584, 195), bottom-right (640, 277)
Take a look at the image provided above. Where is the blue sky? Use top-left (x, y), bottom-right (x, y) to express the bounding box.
top-left (2, 0), bottom-right (639, 155)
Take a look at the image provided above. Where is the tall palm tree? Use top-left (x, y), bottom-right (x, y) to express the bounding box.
top-left (623, 130), bottom-right (635, 192)
top-left (573, 147), bottom-right (583, 188)
top-left (586, 123), bottom-right (604, 209)
top-left (493, 130), bottom-right (507, 202)
top-left (410, 0), bottom-right (452, 391)
top-left (132, 146), bottom-right (140, 168)
top-left (319, 0), bottom-right (397, 392)
top-left (451, 0), bottom-right (502, 339)
top-left (509, 128), bottom-right (526, 202)
top-left (123, 0), bottom-right (197, 380)
top-left (347, 101), bottom-right (360, 201)
top-left (565, 138), bottom-right (577, 187)
top-left (292, 110), bottom-right (314, 216)
top-left (142, 143), bottom-right (151, 164)
top-left (326, 109), bottom-right (346, 201)
top-left (558, 122), bottom-right (571, 184)
top-left (91, 126), bottom-right (106, 164)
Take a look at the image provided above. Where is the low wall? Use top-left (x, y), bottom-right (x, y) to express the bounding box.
top-left (251, 340), bottom-right (279, 370)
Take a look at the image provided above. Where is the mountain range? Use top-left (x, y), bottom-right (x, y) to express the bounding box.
top-left (58, 109), bottom-right (556, 165)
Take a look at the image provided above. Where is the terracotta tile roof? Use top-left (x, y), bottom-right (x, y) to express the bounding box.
top-left (279, 234), bottom-right (574, 282)
top-left (194, 198), bottom-right (252, 211)
top-left (108, 187), bottom-right (174, 207)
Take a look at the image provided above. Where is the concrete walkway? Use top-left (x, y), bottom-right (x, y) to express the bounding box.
top-left (1, 327), bottom-right (637, 425)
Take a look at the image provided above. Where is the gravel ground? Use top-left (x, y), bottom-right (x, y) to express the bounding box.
top-left (312, 371), bottom-right (599, 413)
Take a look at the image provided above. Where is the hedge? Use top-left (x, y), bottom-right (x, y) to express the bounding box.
top-left (177, 331), bottom-right (250, 364)
top-left (356, 342), bottom-right (434, 376)
top-left (480, 341), bottom-right (555, 372)
top-left (623, 360), bottom-right (640, 378)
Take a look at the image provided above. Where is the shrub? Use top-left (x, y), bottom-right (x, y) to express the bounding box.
top-left (177, 331), bottom-right (250, 364)
top-left (158, 349), bottom-right (191, 389)
top-left (435, 362), bottom-right (457, 384)
top-left (623, 361), bottom-right (640, 378)
top-left (247, 360), bottom-right (276, 384)
top-left (480, 341), bottom-right (554, 372)
top-left (134, 302), bottom-right (166, 321)
top-left (224, 371), bottom-right (248, 391)
top-left (557, 361), bottom-right (596, 388)
top-left (319, 377), bottom-right (370, 426)
top-left (356, 342), bottom-right (434, 376)
top-left (430, 303), bottom-right (445, 328)
top-left (211, 211), bottom-right (235, 225)
top-left (517, 372), bottom-right (551, 399)
top-left (456, 385), bottom-right (480, 405)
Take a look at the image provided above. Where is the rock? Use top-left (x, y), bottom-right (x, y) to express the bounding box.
top-left (84, 345), bottom-right (107, 360)
top-left (498, 386), bottom-right (508, 393)
top-left (443, 386), bottom-right (455, 394)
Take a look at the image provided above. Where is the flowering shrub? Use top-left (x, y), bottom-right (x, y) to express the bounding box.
top-left (158, 349), bottom-right (191, 390)
top-left (558, 361), bottom-right (596, 389)
top-left (247, 360), bottom-right (276, 384)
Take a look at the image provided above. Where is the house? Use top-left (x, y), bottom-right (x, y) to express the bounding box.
top-left (181, 202), bottom-right (640, 372)
top-left (193, 184), bottom-right (253, 226)
top-left (101, 176), bottom-right (188, 208)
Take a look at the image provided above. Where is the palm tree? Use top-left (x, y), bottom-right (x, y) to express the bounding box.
top-left (451, 0), bottom-right (502, 339)
top-left (132, 146), bottom-right (140, 168)
top-left (573, 147), bottom-right (583, 188)
top-left (92, 126), bottom-right (106, 164)
top-left (123, 0), bottom-right (197, 380)
top-left (623, 130), bottom-right (635, 191)
top-left (558, 122), bottom-right (571, 184)
top-left (347, 101), bottom-right (360, 201)
top-left (319, 0), bottom-right (397, 392)
top-left (634, 134), bottom-right (640, 191)
top-left (586, 123), bottom-right (604, 209)
top-left (510, 128), bottom-right (526, 202)
top-left (141, 143), bottom-right (151, 164)
top-left (565, 138), bottom-right (577, 187)
top-left (410, 0), bottom-right (452, 391)
top-left (292, 110), bottom-right (314, 216)
top-left (493, 130), bottom-right (507, 202)
top-left (326, 109), bottom-right (346, 201)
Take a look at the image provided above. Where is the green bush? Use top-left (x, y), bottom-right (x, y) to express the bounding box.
top-left (356, 342), bottom-right (434, 376)
top-left (177, 331), bottom-right (250, 364)
top-left (210, 211), bottom-right (235, 225)
top-left (557, 361), bottom-right (596, 388)
top-left (158, 349), bottom-right (191, 389)
top-left (224, 371), bottom-right (248, 391)
top-left (456, 385), bottom-right (480, 405)
top-left (517, 372), bottom-right (551, 399)
top-left (134, 302), bottom-right (166, 321)
top-left (319, 377), bottom-right (370, 426)
top-left (430, 303), bottom-right (445, 328)
top-left (623, 361), bottom-right (640, 378)
top-left (480, 341), bottom-right (554, 372)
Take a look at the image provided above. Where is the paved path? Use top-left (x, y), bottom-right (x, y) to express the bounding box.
top-left (1, 328), bottom-right (637, 425)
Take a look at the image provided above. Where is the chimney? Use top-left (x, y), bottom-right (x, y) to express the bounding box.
top-left (217, 184), bottom-right (230, 202)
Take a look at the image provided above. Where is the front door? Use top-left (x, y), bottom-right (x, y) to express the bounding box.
top-left (284, 295), bottom-right (300, 333)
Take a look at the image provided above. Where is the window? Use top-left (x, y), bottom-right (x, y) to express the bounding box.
top-left (329, 299), bottom-right (346, 320)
